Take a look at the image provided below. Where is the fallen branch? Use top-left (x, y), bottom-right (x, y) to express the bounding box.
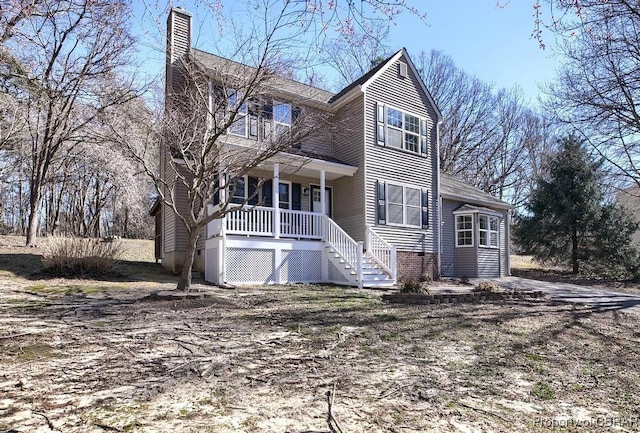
top-left (326, 384), bottom-right (345, 433)
top-left (378, 382), bottom-right (414, 400)
top-left (94, 422), bottom-right (123, 431)
top-left (0, 332), bottom-right (34, 340)
top-left (34, 411), bottom-right (55, 430)
top-left (458, 401), bottom-right (508, 422)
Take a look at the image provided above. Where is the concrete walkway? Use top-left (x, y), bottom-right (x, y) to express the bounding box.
top-left (486, 276), bottom-right (640, 315)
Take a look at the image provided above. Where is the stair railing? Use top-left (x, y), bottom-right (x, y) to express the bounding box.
top-left (365, 224), bottom-right (397, 283)
top-left (324, 216), bottom-right (364, 288)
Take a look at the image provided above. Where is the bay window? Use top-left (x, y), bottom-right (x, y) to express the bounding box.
top-left (479, 215), bottom-right (499, 248)
top-left (456, 215), bottom-right (473, 247)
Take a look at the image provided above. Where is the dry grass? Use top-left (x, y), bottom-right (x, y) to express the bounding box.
top-left (511, 254), bottom-right (640, 295)
top-left (1, 241), bottom-right (639, 432)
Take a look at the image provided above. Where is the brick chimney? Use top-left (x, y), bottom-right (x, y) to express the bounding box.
top-left (166, 7), bottom-right (192, 93)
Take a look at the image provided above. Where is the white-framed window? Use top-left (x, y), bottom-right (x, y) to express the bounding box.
top-left (228, 175), bottom-right (261, 205)
top-left (225, 89), bottom-right (296, 141)
top-left (456, 214), bottom-right (473, 247)
top-left (479, 215), bottom-right (499, 248)
top-left (229, 175), bottom-right (247, 204)
top-left (273, 101), bottom-right (292, 137)
top-left (228, 90), bottom-right (248, 137)
top-left (382, 182), bottom-right (426, 228)
top-left (377, 103), bottom-right (428, 155)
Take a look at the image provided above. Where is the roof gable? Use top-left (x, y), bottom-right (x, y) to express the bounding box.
top-left (329, 48), bottom-right (442, 120)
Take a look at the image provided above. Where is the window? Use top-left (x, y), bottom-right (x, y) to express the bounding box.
top-left (377, 103), bottom-right (428, 155)
top-left (456, 215), bottom-right (473, 247)
top-left (273, 102), bottom-right (292, 137)
top-left (228, 175), bottom-right (259, 205)
top-left (226, 90), bottom-right (297, 141)
top-left (378, 182), bottom-right (427, 228)
top-left (479, 215), bottom-right (499, 248)
top-left (228, 90), bottom-right (248, 137)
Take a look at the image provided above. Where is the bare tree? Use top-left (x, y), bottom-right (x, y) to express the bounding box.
top-left (542, 0), bottom-right (640, 188)
top-left (322, 21), bottom-right (392, 89)
top-left (0, 0), bottom-right (140, 246)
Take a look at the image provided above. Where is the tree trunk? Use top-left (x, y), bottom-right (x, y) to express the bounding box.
top-left (25, 187), bottom-right (40, 246)
top-left (176, 229), bottom-right (199, 292)
top-left (571, 227), bottom-right (579, 274)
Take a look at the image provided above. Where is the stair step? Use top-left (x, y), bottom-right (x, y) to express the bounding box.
top-left (362, 280), bottom-right (397, 288)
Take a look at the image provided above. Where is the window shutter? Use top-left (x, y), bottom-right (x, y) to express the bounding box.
top-left (420, 118), bottom-right (428, 155)
top-left (292, 183), bottom-right (302, 210)
top-left (262, 179), bottom-right (273, 207)
top-left (421, 190), bottom-right (429, 229)
top-left (212, 175), bottom-right (220, 205)
top-left (292, 106), bottom-right (301, 123)
top-left (376, 102), bottom-right (385, 146)
top-left (248, 176), bottom-right (259, 205)
top-left (377, 181), bottom-right (386, 224)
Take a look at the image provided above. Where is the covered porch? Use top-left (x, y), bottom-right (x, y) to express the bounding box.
top-left (204, 157), bottom-right (397, 287)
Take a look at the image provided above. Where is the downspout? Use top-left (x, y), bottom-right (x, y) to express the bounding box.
top-left (436, 119), bottom-right (443, 279)
top-left (506, 212), bottom-right (511, 276)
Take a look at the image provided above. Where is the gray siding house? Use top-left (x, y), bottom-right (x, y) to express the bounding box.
top-left (155, 7), bottom-right (511, 287)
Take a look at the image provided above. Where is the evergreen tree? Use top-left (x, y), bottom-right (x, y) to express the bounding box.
top-left (514, 136), bottom-right (619, 274)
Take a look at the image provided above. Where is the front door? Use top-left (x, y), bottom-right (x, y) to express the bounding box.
top-left (310, 185), bottom-right (332, 217)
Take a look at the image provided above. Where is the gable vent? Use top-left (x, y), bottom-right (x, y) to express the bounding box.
top-left (398, 61), bottom-right (408, 78)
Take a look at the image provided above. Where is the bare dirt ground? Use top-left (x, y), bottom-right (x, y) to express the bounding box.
top-left (1, 238), bottom-right (640, 432)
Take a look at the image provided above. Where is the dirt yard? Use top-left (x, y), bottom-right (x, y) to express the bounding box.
top-left (1, 237), bottom-right (640, 432)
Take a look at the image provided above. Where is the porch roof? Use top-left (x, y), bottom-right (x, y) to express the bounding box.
top-left (264, 151), bottom-right (358, 180)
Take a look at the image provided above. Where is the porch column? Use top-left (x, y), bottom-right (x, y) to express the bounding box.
top-left (273, 163), bottom-right (280, 239)
top-left (320, 170), bottom-right (326, 216)
top-left (218, 163), bottom-right (227, 283)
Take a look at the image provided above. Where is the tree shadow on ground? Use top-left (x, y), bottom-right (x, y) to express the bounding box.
top-left (513, 268), bottom-right (639, 289)
top-left (0, 252), bottom-right (178, 284)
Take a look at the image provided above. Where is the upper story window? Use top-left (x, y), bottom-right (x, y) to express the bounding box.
top-left (273, 102), bottom-right (292, 136)
top-left (226, 89), bottom-right (296, 141)
top-left (228, 90), bottom-right (248, 137)
top-left (377, 103), bottom-right (428, 155)
top-left (479, 215), bottom-right (499, 248)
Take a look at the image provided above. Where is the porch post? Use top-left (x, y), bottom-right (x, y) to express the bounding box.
top-left (320, 170), bottom-right (326, 216)
top-left (273, 163), bottom-right (280, 239)
top-left (357, 241), bottom-right (364, 289)
top-left (218, 165), bottom-right (227, 283)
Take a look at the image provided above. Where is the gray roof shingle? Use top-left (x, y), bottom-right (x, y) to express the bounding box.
top-left (440, 172), bottom-right (512, 210)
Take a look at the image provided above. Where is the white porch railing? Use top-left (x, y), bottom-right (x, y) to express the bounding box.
top-left (226, 206), bottom-right (274, 236)
top-left (207, 206), bottom-right (397, 287)
top-left (366, 225), bottom-right (397, 282)
top-left (280, 209), bottom-right (324, 239)
top-left (223, 206), bottom-right (324, 239)
top-left (325, 216), bottom-right (364, 288)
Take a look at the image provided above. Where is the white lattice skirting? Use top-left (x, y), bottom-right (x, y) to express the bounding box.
top-left (204, 237), bottom-right (328, 285)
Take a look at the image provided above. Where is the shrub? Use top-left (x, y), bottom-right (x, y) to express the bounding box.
top-left (399, 278), bottom-right (429, 294)
top-left (473, 281), bottom-right (501, 292)
top-left (41, 236), bottom-right (124, 277)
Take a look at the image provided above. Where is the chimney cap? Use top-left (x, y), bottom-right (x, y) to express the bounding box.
top-left (171, 6), bottom-right (193, 17)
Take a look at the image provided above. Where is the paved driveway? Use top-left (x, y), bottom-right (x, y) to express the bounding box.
top-left (487, 276), bottom-right (640, 315)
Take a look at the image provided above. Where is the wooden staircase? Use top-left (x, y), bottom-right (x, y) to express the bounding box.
top-left (326, 245), bottom-right (396, 288)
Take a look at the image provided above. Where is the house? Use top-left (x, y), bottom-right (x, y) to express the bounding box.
top-left (154, 7), bottom-right (512, 287)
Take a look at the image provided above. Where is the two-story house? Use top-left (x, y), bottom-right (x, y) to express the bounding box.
top-left (153, 7), bottom-right (512, 287)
